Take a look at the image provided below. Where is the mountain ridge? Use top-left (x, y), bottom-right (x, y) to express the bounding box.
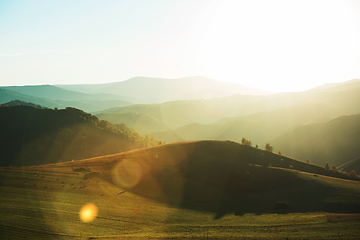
top-left (57, 76), bottom-right (273, 103)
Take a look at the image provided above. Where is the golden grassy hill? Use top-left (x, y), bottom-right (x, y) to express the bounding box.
top-left (2, 140), bottom-right (360, 239)
top-left (33, 140), bottom-right (360, 219)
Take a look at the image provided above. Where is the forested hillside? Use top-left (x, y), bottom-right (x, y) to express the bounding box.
top-left (0, 103), bottom-right (161, 167)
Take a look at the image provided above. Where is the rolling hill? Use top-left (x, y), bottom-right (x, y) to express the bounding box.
top-left (36, 140), bottom-right (360, 218)
top-left (269, 113), bottom-right (360, 167)
top-left (149, 103), bottom-right (341, 145)
top-left (1, 140), bottom-right (360, 239)
top-left (0, 104), bottom-right (160, 167)
top-left (98, 87), bottom-right (360, 132)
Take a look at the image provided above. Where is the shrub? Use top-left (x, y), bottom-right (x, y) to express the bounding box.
top-left (241, 137), bottom-right (252, 146)
top-left (265, 143), bottom-right (273, 152)
top-left (324, 163), bottom-right (330, 170)
top-left (278, 150), bottom-right (282, 155)
top-left (350, 170), bottom-right (357, 180)
top-left (306, 159), bottom-right (310, 164)
top-left (331, 164), bottom-right (337, 172)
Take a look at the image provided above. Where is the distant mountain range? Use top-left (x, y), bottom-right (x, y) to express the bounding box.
top-left (1, 76), bottom-right (274, 111)
top-left (56, 76), bottom-right (273, 103)
top-left (0, 87), bottom-right (133, 112)
top-left (4, 85), bottom-right (125, 101)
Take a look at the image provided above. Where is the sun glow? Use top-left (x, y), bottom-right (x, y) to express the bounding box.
top-left (196, 0), bottom-right (360, 92)
top-left (79, 203), bottom-right (98, 223)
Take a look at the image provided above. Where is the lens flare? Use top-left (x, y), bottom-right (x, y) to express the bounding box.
top-left (112, 159), bottom-right (143, 188)
top-left (79, 203), bottom-right (98, 223)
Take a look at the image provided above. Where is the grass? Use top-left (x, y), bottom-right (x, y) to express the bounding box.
top-left (0, 169), bottom-right (359, 240)
top-left (1, 140), bottom-right (360, 239)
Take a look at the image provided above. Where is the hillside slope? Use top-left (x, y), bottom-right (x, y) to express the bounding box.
top-left (44, 141), bottom-right (360, 218)
top-left (0, 104), bottom-right (160, 167)
top-left (337, 157), bottom-right (360, 175)
top-left (270, 113), bottom-right (360, 167)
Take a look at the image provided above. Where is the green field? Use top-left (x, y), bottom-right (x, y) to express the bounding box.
top-left (1, 166), bottom-right (360, 240)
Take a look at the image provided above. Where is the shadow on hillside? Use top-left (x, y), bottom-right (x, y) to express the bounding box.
top-left (82, 141), bottom-right (360, 219)
top-left (108, 158), bottom-right (360, 219)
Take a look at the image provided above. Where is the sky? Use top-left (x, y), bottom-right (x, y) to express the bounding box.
top-left (1, 0), bottom-right (360, 92)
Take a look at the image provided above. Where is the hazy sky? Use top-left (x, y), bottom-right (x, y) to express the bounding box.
top-left (1, 0), bottom-right (360, 92)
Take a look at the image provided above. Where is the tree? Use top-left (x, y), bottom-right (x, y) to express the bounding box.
top-left (241, 137), bottom-right (252, 146)
top-left (98, 120), bottom-right (108, 129)
top-left (331, 164), bottom-right (337, 172)
top-left (255, 145), bottom-right (258, 149)
top-left (350, 170), bottom-right (357, 180)
top-left (306, 159), bottom-right (310, 164)
top-left (324, 163), bottom-right (330, 171)
top-left (265, 143), bottom-right (273, 152)
top-left (278, 150), bottom-right (282, 155)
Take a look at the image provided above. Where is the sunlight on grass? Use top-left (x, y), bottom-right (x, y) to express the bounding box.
top-left (79, 203), bottom-right (98, 223)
